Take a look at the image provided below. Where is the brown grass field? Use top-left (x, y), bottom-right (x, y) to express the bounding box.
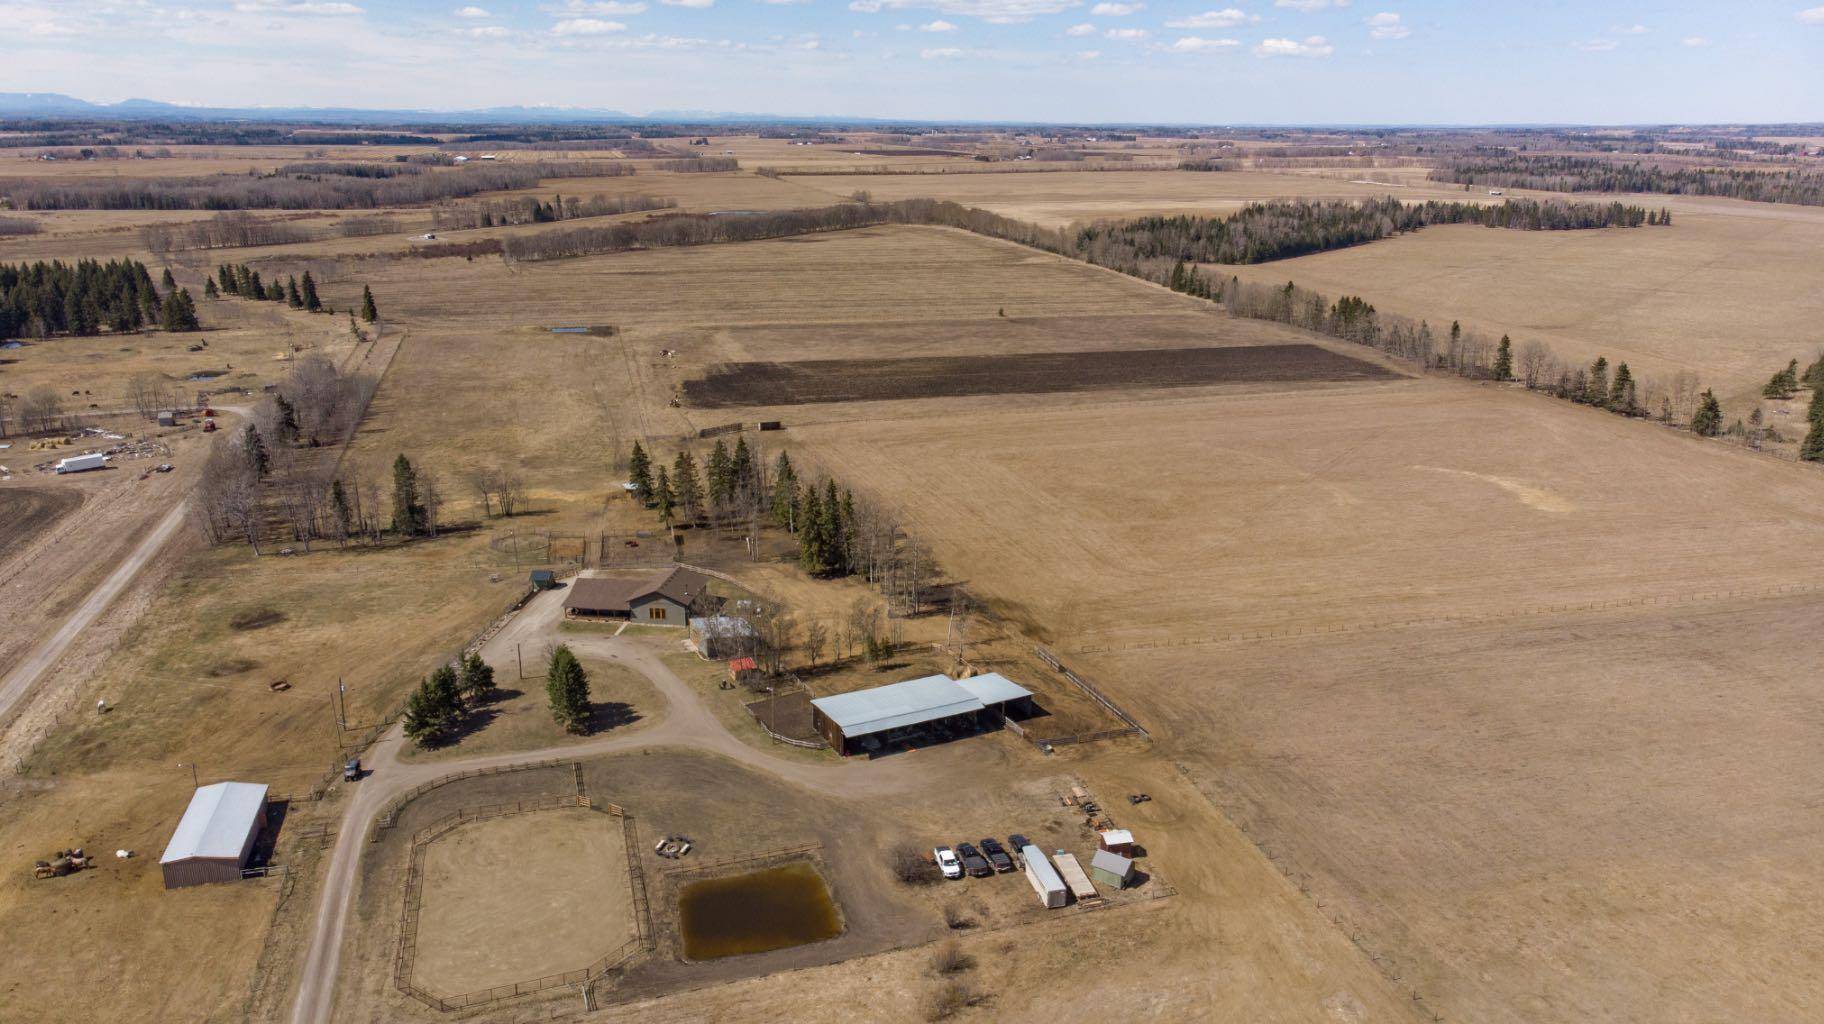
top-left (4, 150), bottom-right (1824, 1024)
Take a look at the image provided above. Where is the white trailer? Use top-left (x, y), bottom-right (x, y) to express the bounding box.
top-left (55, 453), bottom-right (106, 474)
top-left (1021, 844), bottom-right (1066, 909)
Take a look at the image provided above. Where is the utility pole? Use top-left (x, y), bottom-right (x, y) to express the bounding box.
top-left (517, 642), bottom-right (524, 680)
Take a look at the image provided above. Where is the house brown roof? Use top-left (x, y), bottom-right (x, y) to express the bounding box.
top-left (563, 567), bottom-right (711, 614)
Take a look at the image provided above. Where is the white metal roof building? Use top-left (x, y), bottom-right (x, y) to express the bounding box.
top-left (808, 673), bottom-right (1034, 754)
top-left (160, 782), bottom-right (268, 889)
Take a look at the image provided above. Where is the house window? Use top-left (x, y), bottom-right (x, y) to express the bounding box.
top-left (649, 606), bottom-right (667, 621)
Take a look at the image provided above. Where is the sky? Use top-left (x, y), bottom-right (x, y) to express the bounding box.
top-left (2, 1), bottom-right (1822, 123)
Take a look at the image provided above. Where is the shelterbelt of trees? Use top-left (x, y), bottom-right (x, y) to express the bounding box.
top-left (0, 257), bottom-right (192, 337)
top-left (0, 159), bottom-right (631, 211)
top-left (1433, 154), bottom-right (1824, 207)
top-left (504, 194), bottom-right (1664, 272)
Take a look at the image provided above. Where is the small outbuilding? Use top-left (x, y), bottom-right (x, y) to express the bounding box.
top-left (1090, 849), bottom-right (1134, 891)
top-left (727, 656), bottom-right (761, 686)
top-left (156, 411), bottom-right (177, 427)
top-left (691, 615), bottom-right (757, 660)
top-left (160, 782), bottom-right (269, 889)
top-left (528, 569), bottom-right (557, 590)
top-left (1098, 829), bottom-right (1136, 857)
top-left (1021, 844), bottom-right (1067, 908)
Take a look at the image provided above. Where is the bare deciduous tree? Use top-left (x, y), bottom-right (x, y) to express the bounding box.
top-left (803, 619), bottom-right (828, 669)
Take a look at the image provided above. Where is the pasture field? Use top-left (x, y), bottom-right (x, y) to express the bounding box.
top-left (1223, 195), bottom-right (1824, 411)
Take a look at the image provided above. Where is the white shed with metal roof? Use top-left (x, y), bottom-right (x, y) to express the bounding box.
top-left (160, 782), bottom-right (268, 889)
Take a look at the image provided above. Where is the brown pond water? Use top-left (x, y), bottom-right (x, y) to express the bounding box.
top-left (677, 861), bottom-right (843, 960)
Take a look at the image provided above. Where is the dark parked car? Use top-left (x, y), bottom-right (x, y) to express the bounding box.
top-left (955, 842), bottom-right (993, 878)
top-left (1007, 833), bottom-right (1032, 859)
top-left (979, 837), bottom-right (1015, 873)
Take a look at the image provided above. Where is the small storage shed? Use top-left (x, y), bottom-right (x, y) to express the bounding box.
top-left (160, 782), bottom-right (269, 889)
top-left (157, 411), bottom-right (177, 427)
top-left (691, 615), bottom-right (757, 660)
top-left (727, 656), bottom-right (760, 685)
top-left (1098, 829), bottom-right (1136, 857)
top-left (1090, 849), bottom-right (1134, 890)
top-left (1052, 851), bottom-right (1098, 902)
top-left (1021, 844), bottom-right (1067, 908)
top-left (528, 569), bottom-right (556, 590)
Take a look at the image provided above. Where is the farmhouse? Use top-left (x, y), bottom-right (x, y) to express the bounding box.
top-left (159, 782), bottom-right (268, 889)
top-left (562, 567), bottom-right (711, 626)
top-left (809, 672), bottom-right (1033, 755)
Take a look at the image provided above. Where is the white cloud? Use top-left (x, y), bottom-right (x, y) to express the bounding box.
top-left (920, 18), bottom-right (958, 29)
top-left (1078, 48), bottom-right (1100, 58)
top-left (1165, 8), bottom-right (1253, 29)
top-left (1104, 26), bottom-right (1148, 39)
top-left (455, 5), bottom-right (490, 16)
top-left (1255, 34), bottom-right (1332, 56)
top-left (1168, 34), bottom-right (1238, 51)
top-left (1365, 11), bottom-right (1407, 39)
top-left (1681, 34), bottom-right (1710, 46)
top-left (543, 0), bottom-right (648, 12)
top-left (660, 0), bottom-right (713, 6)
top-left (1276, 0), bottom-right (1348, 9)
top-left (845, 0), bottom-right (1083, 23)
top-left (920, 45), bottom-right (964, 56)
top-left (1065, 21), bottom-right (1096, 34)
top-left (1090, 2), bottom-right (1142, 14)
top-left (1614, 23), bottom-right (1648, 34)
top-left (1799, 6), bottom-right (1824, 23)
top-left (1571, 38), bottom-right (1618, 51)
top-left (233, 1), bottom-right (364, 13)
top-left (552, 17), bottom-right (627, 33)
top-left (463, 24), bottom-right (511, 36)
top-left (760, 0), bottom-right (811, 4)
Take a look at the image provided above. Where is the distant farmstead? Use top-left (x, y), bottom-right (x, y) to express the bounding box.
top-left (562, 567), bottom-right (712, 626)
top-left (159, 782), bottom-right (269, 889)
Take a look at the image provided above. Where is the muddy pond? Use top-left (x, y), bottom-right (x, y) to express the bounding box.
top-left (677, 861), bottom-right (842, 960)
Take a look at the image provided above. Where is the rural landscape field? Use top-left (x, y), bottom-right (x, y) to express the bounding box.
top-left (3, 6), bottom-right (1823, 1023)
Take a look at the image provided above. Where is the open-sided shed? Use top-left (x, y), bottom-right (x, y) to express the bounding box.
top-left (160, 782), bottom-right (268, 889)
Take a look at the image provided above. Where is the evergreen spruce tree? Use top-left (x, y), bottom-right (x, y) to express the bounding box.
top-left (706, 439), bottom-right (732, 511)
top-left (1691, 390), bottom-right (1723, 437)
top-left (402, 683), bottom-right (445, 747)
top-left (247, 271), bottom-right (264, 299)
top-left (241, 425), bottom-right (270, 478)
top-left (771, 452), bottom-right (799, 531)
top-left (1803, 354), bottom-right (1824, 389)
top-left (628, 441), bottom-right (653, 504)
top-left (730, 435), bottom-right (754, 501)
top-left (1494, 334), bottom-right (1513, 381)
top-left (1803, 419), bottom-right (1824, 462)
top-left (217, 265), bottom-right (237, 295)
top-left (286, 276), bottom-right (303, 309)
top-left (1763, 360), bottom-right (1800, 399)
top-left (654, 466), bottom-right (675, 523)
top-left (822, 479), bottom-right (844, 574)
top-left (459, 652), bottom-right (495, 704)
top-left (545, 644), bottom-right (591, 733)
top-left (160, 288), bottom-right (200, 332)
top-left (428, 664), bottom-right (461, 718)
top-left (160, 268), bottom-right (176, 290)
top-left (204, 278), bottom-right (219, 300)
top-left (1587, 357), bottom-right (1610, 407)
top-left (1609, 362), bottom-right (1635, 414)
top-left (360, 285), bottom-right (378, 323)
top-left (798, 485), bottom-right (825, 573)
top-left (273, 394), bottom-right (300, 446)
top-left (1809, 385), bottom-right (1824, 427)
top-left (300, 271), bottom-right (321, 312)
top-left (391, 453), bottom-right (425, 535)
top-left (672, 450), bottom-right (703, 522)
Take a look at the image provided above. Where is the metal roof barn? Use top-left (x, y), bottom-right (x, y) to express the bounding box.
top-left (160, 782), bottom-right (268, 889)
top-left (952, 672), bottom-right (1033, 707)
top-left (811, 675), bottom-right (984, 739)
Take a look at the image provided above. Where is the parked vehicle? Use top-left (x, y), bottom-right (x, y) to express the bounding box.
top-left (934, 845), bottom-right (962, 880)
top-left (956, 842), bottom-right (993, 878)
top-left (980, 837), bottom-right (1015, 873)
top-left (343, 758), bottom-right (361, 782)
top-left (1007, 834), bottom-right (1032, 863)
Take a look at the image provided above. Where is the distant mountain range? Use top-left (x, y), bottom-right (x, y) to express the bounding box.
top-left (0, 92), bottom-right (894, 126)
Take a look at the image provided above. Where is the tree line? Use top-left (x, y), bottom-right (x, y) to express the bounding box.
top-left (428, 192), bottom-right (677, 231)
top-left (0, 160), bottom-right (628, 211)
top-left (0, 257), bottom-right (198, 338)
top-left (207, 262), bottom-right (378, 322)
top-left (1073, 196), bottom-right (1664, 270)
top-left (1432, 155), bottom-right (1824, 207)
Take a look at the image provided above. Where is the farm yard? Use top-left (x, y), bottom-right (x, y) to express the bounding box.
top-left (1, 121), bottom-right (1823, 1024)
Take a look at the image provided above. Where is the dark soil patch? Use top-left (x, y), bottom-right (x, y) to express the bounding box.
top-left (229, 607), bottom-right (286, 631)
top-left (682, 344), bottom-right (1397, 408)
top-left (745, 691), bottom-right (819, 743)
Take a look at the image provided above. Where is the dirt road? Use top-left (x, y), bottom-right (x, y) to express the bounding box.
top-left (0, 498), bottom-right (189, 727)
top-left (289, 589), bottom-right (931, 1024)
